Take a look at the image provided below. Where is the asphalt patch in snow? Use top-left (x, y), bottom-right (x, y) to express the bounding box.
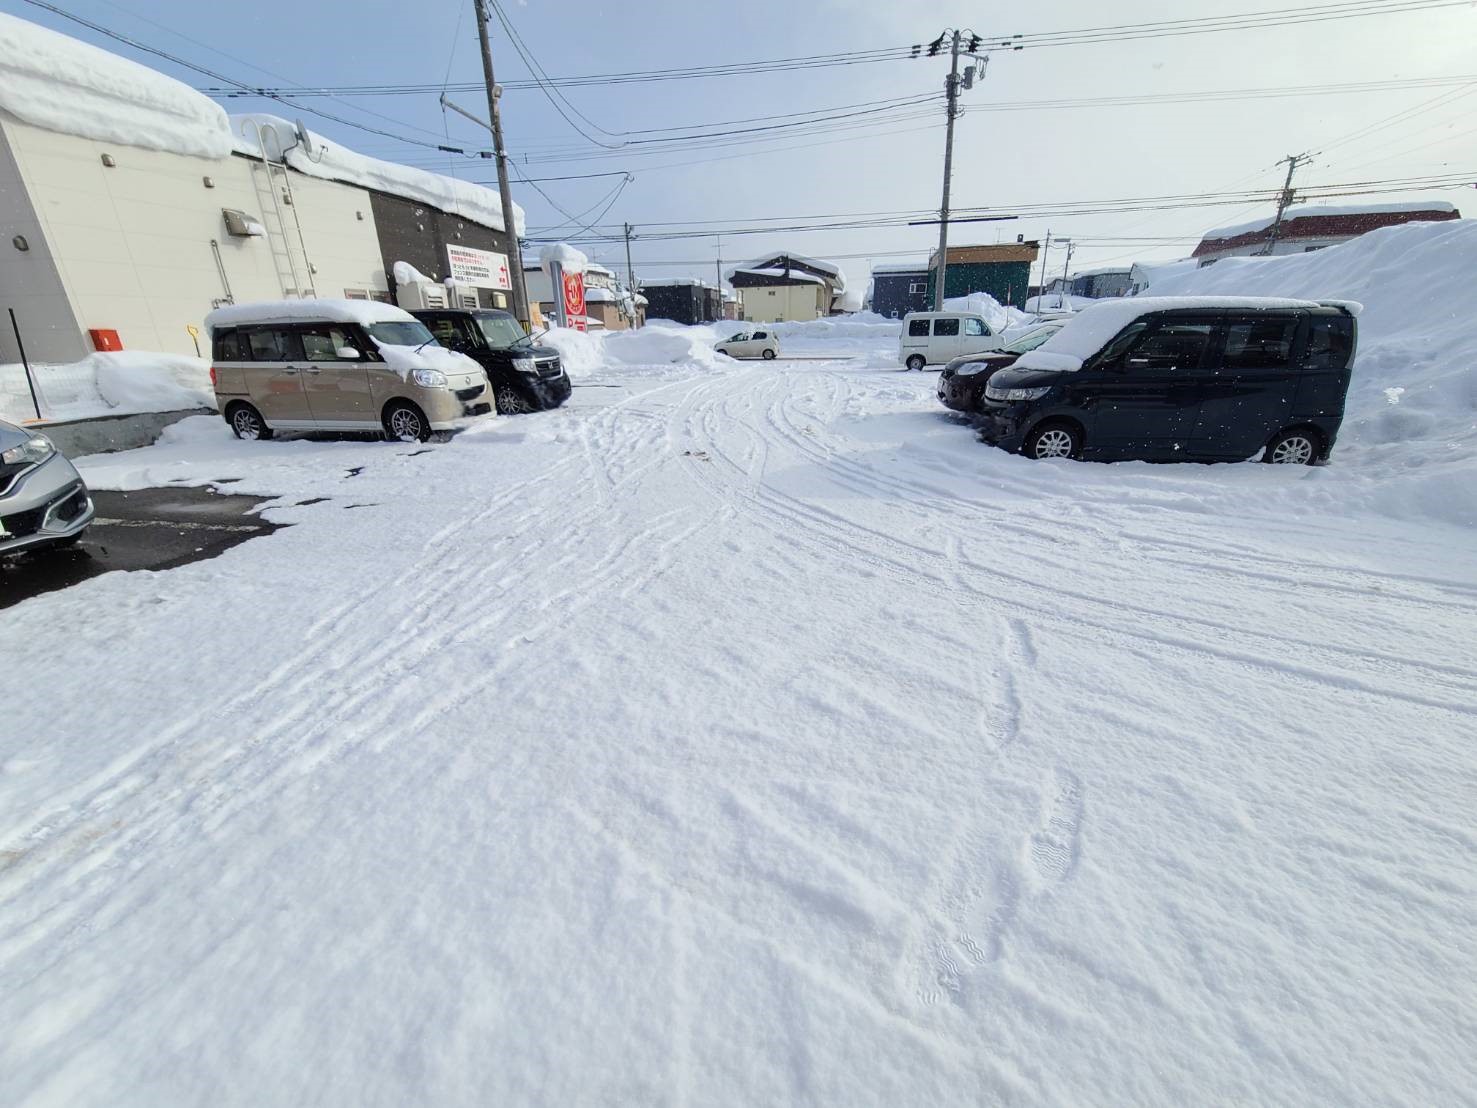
top-left (0, 486), bottom-right (279, 609)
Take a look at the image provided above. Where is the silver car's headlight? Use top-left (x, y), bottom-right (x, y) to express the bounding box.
top-left (1, 435), bottom-right (54, 467)
top-left (412, 369), bottom-right (448, 388)
top-left (985, 384), bottom-right (1052, 402)
top-left (512, 356), bottom-right (537, 374)
top-left (954, 361), bottom-right (990, 377)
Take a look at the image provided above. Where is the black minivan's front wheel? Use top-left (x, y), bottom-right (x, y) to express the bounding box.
top-left (384, 401), bottom-right (431, 443)
top-left (1023, 421), bottom-right (1082, 461)
top-left (1264, 428), bottom-right (1320, 465)
top-left (495, 385), bottom-right (534, 415)
top-left (227, 402), bottom-right (273, 441)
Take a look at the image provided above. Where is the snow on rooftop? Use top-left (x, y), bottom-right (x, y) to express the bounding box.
top-left (870, 261), bottom-right (931, 274)
top-left (727, 252), bottom-right (846, 291)
top-left (1202, 201), bottom-right (1459, 242)
top-left (233, 115), bottom-right (524, 236)
top-left (1013, 295), bottom-right (1323, 372)
top-left (584, 287), bottom-right (616, 303)
top-left (204, 297), bottom-right (416, 334)
top-left (0, 12), bottom-right (232, 159)
top-left (730, 266), bottom-right (827, 285)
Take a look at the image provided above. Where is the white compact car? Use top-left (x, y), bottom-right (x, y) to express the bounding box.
top-left (716, 329), bottom-right (779, 360)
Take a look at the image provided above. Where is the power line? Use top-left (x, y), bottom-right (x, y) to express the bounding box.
top-left (17, 0), bottom-right (493, 156)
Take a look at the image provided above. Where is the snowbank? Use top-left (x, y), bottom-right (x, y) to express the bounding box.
top-left (0, 12), bottom-right (232, 160)
top-left (1, 351), bottom-right (212, 423)
top-left (1152, 219), bottom-right (1477, 525)
top-left (943, 292), bottom-right (1032, 333)
top-left (541, 323), bottom-right (723, 376)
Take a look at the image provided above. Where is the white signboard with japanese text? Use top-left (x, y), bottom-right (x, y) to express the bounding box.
top-left (446, 244), bottom-right (512, 291)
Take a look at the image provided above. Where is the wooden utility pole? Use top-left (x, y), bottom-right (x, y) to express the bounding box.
top-left (474, 0), bottom-right (530, 325)
top-left (932, 30), bottom-right (962, 310)
top-left (623, 222), bottom-right (638, 327)
top-left (1263, 153), bottom-right (1313, 256)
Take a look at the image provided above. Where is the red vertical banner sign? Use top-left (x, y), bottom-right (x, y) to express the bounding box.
top-left (562, 270), bottom-right (587, 332)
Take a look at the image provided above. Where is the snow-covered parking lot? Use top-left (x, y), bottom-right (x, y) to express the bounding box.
top-left (3, 224), bottom-right (1476, 1105)
top-left (3, 346), bottom-right (1474, 1104)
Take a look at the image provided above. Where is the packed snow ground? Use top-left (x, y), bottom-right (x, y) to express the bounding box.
top-left (3, 227), bottom-right (1476, 1106)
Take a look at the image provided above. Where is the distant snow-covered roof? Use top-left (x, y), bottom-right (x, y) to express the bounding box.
top-left (204, 297), bottom-right (416, 334)
top-left (870, 261), bottom-right (931, 274)
top-left (0, 12), bottom-right (232, 159)
top-left (1202, 201), bottom-right (1458, 242)
top-left (730, 266), bottom-right (826, 285)
top-left (726, 252), bottom-right (846, 291)
top-left (234, 115), bottom-right (524, 236)
top-left (584, 287), bottom-right (616, 303)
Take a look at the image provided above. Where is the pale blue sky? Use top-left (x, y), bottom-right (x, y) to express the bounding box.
top-left (6, 0), bottom-right (1476, 291)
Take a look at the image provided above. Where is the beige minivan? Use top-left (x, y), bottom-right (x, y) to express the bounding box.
top-left (206, 299), bottom-right (492, 442)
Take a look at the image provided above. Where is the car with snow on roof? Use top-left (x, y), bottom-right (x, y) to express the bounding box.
top-left (976, 296), bottom-right (1358, 464)
top-left (937, 320), bottom-right (1066, 414)
top-left (409, 308), bottom-right (570, 414)
top-left (206, 299), bottom-right (492, 443)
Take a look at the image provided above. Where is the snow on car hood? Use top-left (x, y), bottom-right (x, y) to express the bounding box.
top-left (373, 341), bottom-right (483, 381)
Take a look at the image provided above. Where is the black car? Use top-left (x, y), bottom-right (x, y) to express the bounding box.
top-left (978, 299), bottom-right (1357, 464)
top-left (411, 309), bottom-right (571, 414)
top-left (937, 322), bottom-right (1065, 414)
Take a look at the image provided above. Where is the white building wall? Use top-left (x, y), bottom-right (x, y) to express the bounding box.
top-left (0, 122), bottom-right (87, 364)
top-left (740, 283), bottom-right (826, 323)
top-left (0, 115), bottom-right (390, 360)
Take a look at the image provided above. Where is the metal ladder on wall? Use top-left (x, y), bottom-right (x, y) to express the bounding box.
top-left (241, 118), bottom-right (315, 298)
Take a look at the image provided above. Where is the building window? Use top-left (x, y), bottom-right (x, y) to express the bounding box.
top-left (909, 282), bottom-right (926, 294)
top-left (343, 288), bottom-right (368, 300)
top-left (767, 290), bottom-right (777, 296)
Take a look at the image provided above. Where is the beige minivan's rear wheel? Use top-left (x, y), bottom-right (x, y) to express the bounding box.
top-left (227, 402), bottom-right (273, 441)
top-left (384, 401), bottom-right (431, 443)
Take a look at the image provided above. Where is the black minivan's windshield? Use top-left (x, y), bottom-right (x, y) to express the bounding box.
top-left (477, 313), bottom-right (529, 349)
top-left (368, 321), bottom-right (437, 347)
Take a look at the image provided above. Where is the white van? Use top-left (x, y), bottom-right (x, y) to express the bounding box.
top-left (206, 299), bottom-right (492, 442)
top-left (899, 311), bottom-right (1005, 370)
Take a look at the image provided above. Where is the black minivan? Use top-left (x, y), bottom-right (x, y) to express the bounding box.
top-left (978, 298), bottom-right (1358, 464)
top-left (411, 308), bottom-right (572, 414)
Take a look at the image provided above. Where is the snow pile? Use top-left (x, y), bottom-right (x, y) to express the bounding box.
top-left (233, 115), bottom-right (525, 235)
top-left (1023, 293), bottom-right (1097, 312)
top-left (540, 322), bottom-right (723, 377)
top-left (538, 243), bottom-right (589, 276)
top-left (1152, 218), bottom-right (1477, 524)
top-left (1014, 295), bottom-right (1323, 373)
top-left (943, 292), bottom-right (1032, 332)
top-left (0, 13), bottom-right (232, 159)
top-left (1, 351), bottom-right (212, 423)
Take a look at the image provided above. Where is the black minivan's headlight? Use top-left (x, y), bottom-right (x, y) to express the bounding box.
top-left (984, 383), bottom-right (1052, 402)
top-left (1, 435), bottom-right (54, 467)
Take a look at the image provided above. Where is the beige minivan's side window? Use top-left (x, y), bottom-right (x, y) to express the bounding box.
top-left (300, 325), bottom-right (358, 361)
top-left (245, 327), bottom-right (296, 362)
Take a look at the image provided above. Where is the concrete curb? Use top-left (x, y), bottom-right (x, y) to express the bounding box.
top-left (40, 408), bottom-right (215, 459)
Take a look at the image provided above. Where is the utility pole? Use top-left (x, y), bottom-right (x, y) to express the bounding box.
top-left (623, 222), bottom-right (638, 327)
top-left (932, 30), bottom-right (962, 310)
top-left (1057, 240), bottom-right (1075, 308)
top-left (1263, 152), bottom-right (1313, 256)
top-left (474, 0), bottom-right (530, 326)
top-left (1036, 229), bottom-right (1051, 310)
